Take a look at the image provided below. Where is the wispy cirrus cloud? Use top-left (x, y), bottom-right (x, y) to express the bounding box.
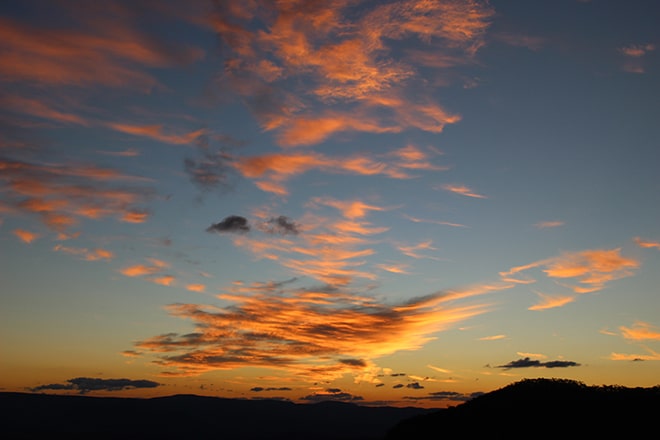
top-left (107, 123), bottom-right (206, 145)
top-left (0, 156), bottom-right (153, 233)
top-left (478, 334), bottom-right (507, 341)
top-left (233, 145), bottom-right (445, 196)
top-left (396, 240), bottom-right (440, 260)
top-left (134, 281), bottom-right (495, 380)
top-left (619, 321), bottom-right (660, 341)
top-left (0, 5), bottom-right (204, 90)
top-left (216, 201), bottom-right (385, 286)
top-left (528, 291), bottom-right (576, 311)
top-left (500, 248), bottom-right (639, 294)
top-left (535, 220), bottom-right (564, 229)
top-left (438, 184), bottom-right (487, 199)
top-left (213, 0), bottom-right (493, 147)
top-left (53, 244), bottom-right (115, 261)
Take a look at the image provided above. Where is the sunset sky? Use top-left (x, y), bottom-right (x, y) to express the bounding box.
top-left (1, 0), bottom-right (659, 407)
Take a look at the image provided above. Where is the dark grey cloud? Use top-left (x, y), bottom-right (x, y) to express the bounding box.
top-left (404, 390), bottom-right (484, 402)
top-left (300, 389), bottom-right (363, 402)
top-left (207, 215), bottom-right (250, 234)
top-left (185, 134), bottom-right (241, 194)
top-left (393, 384), bottom-right (404, 389)
top-left (257, 216), bottom-right (300, 235)
top-left (250, 387), bottom-right (292, 392)
top-left (406, 382), bottom-right (424, 390)
top-left (339, 358), bottom-right (367, 367)
top-left (390, 373), bottom-right (406, 377)
top-left (496, 357), bottom-right (581, 370)
top-left (30, 377), bottom-right (160, 394)
top-left (375, 383), bottom-right (385, 387)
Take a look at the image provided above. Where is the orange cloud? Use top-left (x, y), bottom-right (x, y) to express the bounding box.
top-left (404, 214), bottom-right (466, 228)
top-left (619, 43), bottom-right (655, 74)
top-left (107, 123), bottom-right (206, 145)
top-left (226, 201), bottom-right (393, 286)
top-left (13, 229), bottom-right (39, 244)
top-left (634, 237), bottom-right (660, 250)
top-left (0, 157), bottom-right (152, 232)
top-left (478, 334), bottom-right (506, 341)
top-left (152, 275), bottom-right (176, 286)
top-left (275, 112), bottom-right (400, 147)
top-left (609, 348), bottom-right (660, 361)
top-left (135, 281), bottom-right (493, 380)
top-left (186, 284), bottom-right (206, 293)
top-left (234, 146), bottom-right (443, 195)
top-left (439, 184), bottom-right (487, 199)
top-left (214, 0), bottom-right (492, 146)
top-left (0, 6), bottom-right (204, 90)
top-left (397, 240), bottom-right (439, 260)
top-left (53, 244), bottom-right (115, 261)
top-left (501, 248), bottom-right (639, 294)
top-left (120, 258), bottom-right (170, 277)
top-left (1, 94), bottom-right (89, 126)
top-left (620, 321), bottom-right (660, 341)
top-left (311, 198), bottom-right (385, 220)
top-left (528, 291), bottom-right (576, 311)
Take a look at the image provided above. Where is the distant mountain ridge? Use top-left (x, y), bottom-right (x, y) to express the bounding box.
top-left (0, 391), bottom-right (431, 439)
top-left (386, 378), bottom-right (660, 439)
top-left (5, 379), bottom-right (659, 439)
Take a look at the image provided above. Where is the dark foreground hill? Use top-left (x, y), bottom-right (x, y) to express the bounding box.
top-left (386, 378), bottom-right (660, 439)
top-left (0, 392), bottom-right (431, 439)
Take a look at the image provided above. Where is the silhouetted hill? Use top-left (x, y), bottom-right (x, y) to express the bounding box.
top-left (0, 392), bottom-right (432, 439)
top-left (386, 378), bottom-right (660, 439)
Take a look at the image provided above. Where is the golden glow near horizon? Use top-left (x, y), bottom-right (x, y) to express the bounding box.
top-left (1, 0), bottom-right (659, 407)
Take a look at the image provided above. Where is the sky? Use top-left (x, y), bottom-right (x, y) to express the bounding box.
top-left (1, 0), bottom-right (659, 408)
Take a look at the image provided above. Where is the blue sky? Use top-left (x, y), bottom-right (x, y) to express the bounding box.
top-left (1, 0), bottom-right (659, 406)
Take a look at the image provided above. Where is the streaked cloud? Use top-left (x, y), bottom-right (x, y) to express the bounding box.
top-left (609, 348), bottom-right (660, 362)
top-left (214, 0), bottom-right (493, 147)
top-left (0, 157), bottom-right (153, 232)
top-left (500, 248), bottom-right (639, 294)
top-left (233, 145), bottom-right (444, 196)
top-left (528, 291), bottom-right (576, 311)
top-left (534, 220), bottom-right (564, 229)
top-left (107, 123), bottom-right (206, 145)
top-left (0, 5), bottom-right (204, 90)
top-left (53, 244), bottom-right (115, 261)
top-left (619, 321), bottom-right (660, 341)
top-left (135, 282), bottom-right (494, 380)
top-left (397, 240), bottom-right (439, 260)
top-left (439, 184), bottom-right (487, 199)
top-left (479, 334), bottom-right (507, 341)
top-left (427, 364), bottom-right (451, 374)
top-left (404, 214), bottom-right (467, 228)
